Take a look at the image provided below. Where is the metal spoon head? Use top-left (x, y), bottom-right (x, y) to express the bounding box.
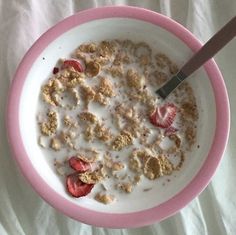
top-left (155, 72), bottom-right (186, 99)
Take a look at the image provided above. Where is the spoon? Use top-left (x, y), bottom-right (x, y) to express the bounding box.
top-left (156, 16), bottom-right (236, 99)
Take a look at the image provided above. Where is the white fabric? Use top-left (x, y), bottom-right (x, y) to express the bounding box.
top-left (0, 1), bottom-right (235, 234)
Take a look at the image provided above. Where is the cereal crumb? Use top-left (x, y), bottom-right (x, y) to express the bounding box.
top-left (38, 136), bottom-right (47, 148)
top-left (95, 193), bottom-right (115, 204)
top-left (50, 138), bottom-right (61, 151)
top-left (116, 182), bottom-right (133, 193)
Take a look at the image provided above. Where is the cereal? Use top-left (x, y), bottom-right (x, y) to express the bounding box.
top-left (116, 182), bottom-right (133, 193)
top-left (94, 123), bottom-right (112, 142)
top-left (63, 115), bottom-right (78, 128)
top-left (37, 39), bottom-right (199, 205)
top-left (80, 84), bottom-right (96, 103)
top-left (111, 131), bottom-right (133, 151)
top-left (126, 69), bottom-right (144, 90)
top-left (144, 156), bottom-right (162, 180)
top-left (98, 77), bottom-right (115, 97)
top-left (79, 167), bottom-right (107, 184)
top-left (50, 138), bottom-right (61, 151)
top-left (41, 79), bottom-right (64, 106)
top-left (40, 111), bottom-right (58, 136)
top-left (107, 66), bottom-right (124, 78)
top-left (85, 61), bottom-right (101, 77)
top-left (95, 193), bottom-right (115, 204)
top-left (79, 111), bottom-right (98, 124)
top-left (94, 92), bottom-right (108, 106)
top-left (78, 43), bottom-right (97, 53)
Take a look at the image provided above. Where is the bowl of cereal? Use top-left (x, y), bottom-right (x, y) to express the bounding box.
top-left (7, 6), bottom-right (230, 228)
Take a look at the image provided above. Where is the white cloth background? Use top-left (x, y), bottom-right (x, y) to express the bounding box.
top-left (0, 1), bottom-right (235, 234)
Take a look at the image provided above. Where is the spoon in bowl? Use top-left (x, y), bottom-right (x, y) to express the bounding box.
top-left (156, 16), bottom-right (236, 99)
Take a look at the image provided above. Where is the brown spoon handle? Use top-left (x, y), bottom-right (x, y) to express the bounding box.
top-left (181, 16), bottom-right (236, 77)
top-left (156, 16), bottom-right (236, 99)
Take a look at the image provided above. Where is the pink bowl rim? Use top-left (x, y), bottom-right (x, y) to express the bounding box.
top-left (6, 6), bottom-right (230, 228)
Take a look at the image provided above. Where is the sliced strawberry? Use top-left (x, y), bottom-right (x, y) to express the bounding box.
top-left (66, 173), bottom-right (94, 197)
top-left (164, 126), bottom-right (178, 136)
top-left (62, 60), bottom-right (83, 72)
top-left (68, 156), bottom-right (92, 172)
top-left (150, 103), bottom-right (177, 129)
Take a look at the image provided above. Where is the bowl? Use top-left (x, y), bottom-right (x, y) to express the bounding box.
top-left (6, 6), bottom-right (230, 228)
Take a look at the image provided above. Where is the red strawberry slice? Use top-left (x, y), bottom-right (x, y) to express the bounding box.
top-left (62, 60), bottom-right (83, 72)
top-left (66, 173), bottom-right (94, 197)
top-left (68, 156), bottom-right (92, 172)
top-left (150, 103), bottom-right (177, 128)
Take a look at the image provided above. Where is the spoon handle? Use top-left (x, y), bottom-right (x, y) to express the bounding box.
top-left (181, 16), bottom-right (236, 77)
top-left (156, 16), bottom-right (236, 99)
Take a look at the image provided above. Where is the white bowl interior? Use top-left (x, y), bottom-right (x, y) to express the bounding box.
top-left (19, 18), bottom-right (216, 213)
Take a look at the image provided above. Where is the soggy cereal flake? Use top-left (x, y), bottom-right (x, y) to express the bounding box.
top-left (129, 155), bottom-right (142, 173)
top-left (64, 115), bottom-right (78, 127)
top-left (112, 162), bottom-right (125, 171)
top-left (98, 41), bottom-right (116, 57)
top-left (107, 66), bottom-right (124, 78)
top-left (95, 193), bottom-right (115, 204)
top-left (126, 69), bottom-right (144, 90)
top-left (111, 131), bottom-right (133, 151)
top-left (98, 77), bottom-right (115, 97)
top-left (78, 43), bottom-right (97, 53)
top-left (85, 61), bottom-right (101, 77)
top-left (40, 111), bottom-right (58, 136)
top-left (42, 79), bottom-right (64, 106)
top-left (79, 167), bottom-right (107, 184)
top-left (50, 138), bottom-right (61, 151)
top-left (83, 126), bottom-right (94, 142)
top-left (116, 182), bottom-right (133, 193)
top-left (76, 148), bottom-right (99, 163)
top-left (181, 102), bottom-right (198, 120)
top-left (77, 154), bottom-right (98, 163)
top-left (169, 62), bottom-right (178, 74)
top-left (94, 123), bottom-right (112, 142)
top-left (185, 126), bottom-right (196, 147)
top-left (59, 131), bottom-right (74, 148)
top-left (113, 52), bottom-right (130, 65)
top-left (94, 92), bottom-right (108, 106)
top-left (139, 55), bottom-right (150, 66)
top-left (80, 84), bottom-right (96, 103)
top-left (129, 149), bottom-right (151, 173)
top-left (144, 156), bottom-right (162, 180)
top-left (158, 155), bottom-right (174, 175)
top-left (79, 112), bottom-right (98, 124)
top-left (155, 53), bottom-right (170, 68)
top-left (134, 42), bottom-right (152, 58)
top-left (175, 151), bottom-right (185, 170)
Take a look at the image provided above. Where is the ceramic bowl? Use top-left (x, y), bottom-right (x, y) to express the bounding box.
top-left (6, 6), bottom-right (230, 228)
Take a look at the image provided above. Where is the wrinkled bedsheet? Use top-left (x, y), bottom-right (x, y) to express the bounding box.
top-left (0, 1), bottom-right (235, 234)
